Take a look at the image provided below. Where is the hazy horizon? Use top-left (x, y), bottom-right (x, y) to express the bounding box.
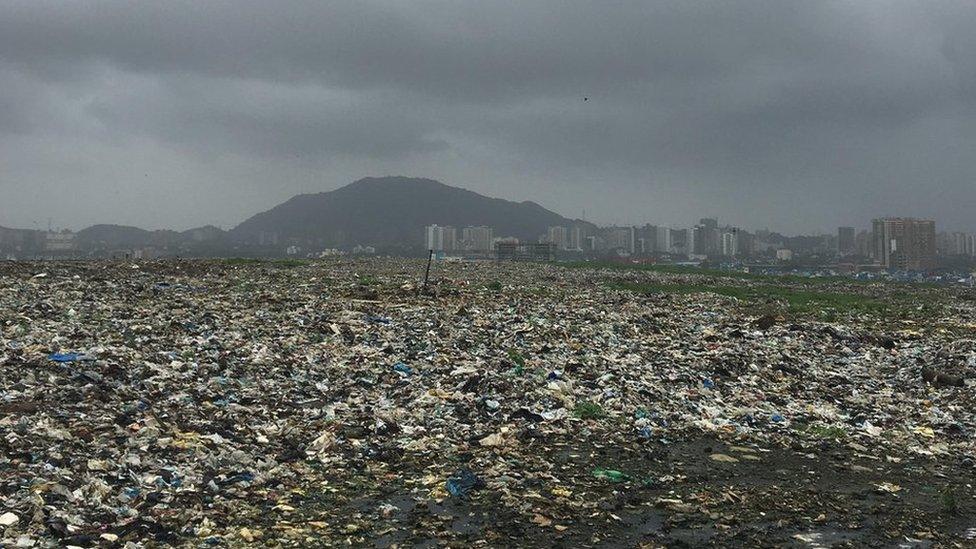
top-left (2, 1), bottom-right (975, 234)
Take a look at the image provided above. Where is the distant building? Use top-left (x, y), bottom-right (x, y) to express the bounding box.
top-left (855, 229), bottom-right (872, 257)
top-left (655, 227), bottom-right (673, 254)
top-left (735, 229), bottom-right (754, 257)
top-left (44, 230), bottom-right (76, 252)
top-left (721, 231), bottom-right (737, 256)
top-left (585, 235), bottom-right (604, 251)
top-left (495, 242), bottom-right (555, 261)
top-left (837, 226), bottom-right (855, 255)
top-left (637, 224), bottom-right (657, 254)
top-left (425, 225), bottom-right (457, 252)
top-left (776, 249), bottom-right (793, 261)
top-left (568, 225), bottom-right (583, 251)
top-left (942, 232), bottom-right (976, 257)
top-left (604, 226), bottom-right (635, 254)
top-left (689, 225), bottom-right (705, 255)
top-left (871, 217), bottom-right (936, 270)
top-left (699, 218), bottom-right (720, 255)
top-left (546, 226), bottom-right (568, 250)
top-left (462, 226), bottom-right (494, 252)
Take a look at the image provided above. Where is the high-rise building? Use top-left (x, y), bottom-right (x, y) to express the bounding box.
top-left (699, 218), bottom-right (719, 255)
top-left (568, 225), bottom-right (583, 251)
top-left (837, 227), bottom-right (855, 256)
top-left (686, 228), bottom-right (698, 257)
top-left (690, 225), bottom-right (705, 255)
top-left (638, 224), bottom-right (657, 254)
top-left (947, 233), bottom-right (976, 256)
top-left (670, 228), bottom-right (689, 256)
top-left (604, 226), bottom-right (635, 254)
top-left (461, 226), bottom-right (494, 252)
top-left (546, 226), bottom-right (569, 250)
top-left (941, 232), bottom-right (976, 257)
top-left (855, 230), bottom-right (871, 257)
top-left (721, 231), bottom-right (737, 256)
top-left (735, 229), bottom-right (754, 257)
top-left (655, 227), bottom-right (673, 254)
top-left (585, 235), bottom-right (600, 251)
top-left (871, 217), bottom-right (936, 270)
top-left (44, 231), bottom-right (77, 252)
top-left (425, 225), bottom-right (457, 252)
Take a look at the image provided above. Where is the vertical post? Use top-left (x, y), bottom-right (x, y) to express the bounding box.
top-left (421, 249), bottom-right (433, 295)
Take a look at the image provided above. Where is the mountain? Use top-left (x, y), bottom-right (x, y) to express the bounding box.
top-left (232, 176), bottom-right (584, 249)
top-left (76, 225), bottom-right (160, 248)
top-left (76, 224), bottom-right (228, 250)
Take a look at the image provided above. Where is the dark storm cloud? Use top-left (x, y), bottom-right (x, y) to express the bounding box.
top-left (86, 76), bottom-right (449, 158)
top-left (0, 1), bottom-right (974, 232)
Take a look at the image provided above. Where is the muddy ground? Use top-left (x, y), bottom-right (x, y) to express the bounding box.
top-left (253, 431), bottom-right (975, 548)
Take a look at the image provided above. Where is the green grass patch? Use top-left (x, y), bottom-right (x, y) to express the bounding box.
top-left (506, 349), bottom-right (527, 376)
top-left (222, 258), bottom-right (309, 268)
top-left (507, 349), bottom-right (526, 368)
top-left (573, 401), bottom-right (606, 420)
top-left (801, 424), bottom-right (849, 439)
top-left (562, 260), bottom-right (856, 284)
top-left (561, 260), bottom-right (943, 289)
top-left (609, 281), bottom-right (892, 318)
top-left (941, 486), bottom-right (960, 515)
top-left (356, 274), bottom-right (379, 286)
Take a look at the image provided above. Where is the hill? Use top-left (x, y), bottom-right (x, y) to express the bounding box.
top-left (76, 224), bottom-right (228, 251)
top-left (76, 225), bottom-right (160, 248)
top-left (231, 176), bottom-right (583, 249)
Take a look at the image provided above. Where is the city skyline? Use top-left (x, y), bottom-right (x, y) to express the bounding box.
top-left (419, 216), bottom-right (972, 269)
top-left (2, 175), bottom-right (969, 238)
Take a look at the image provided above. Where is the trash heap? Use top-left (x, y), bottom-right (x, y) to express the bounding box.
top-left (1, 259), bottom-right (974, 546)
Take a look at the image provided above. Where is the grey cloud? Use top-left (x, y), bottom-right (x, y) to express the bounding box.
top-left (0, 1), bottom-right (975, 233)
top-left (85, 75), bottom-right (448, 158)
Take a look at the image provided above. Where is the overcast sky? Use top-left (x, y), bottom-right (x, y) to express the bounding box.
top-left (1, 1), bottom-right (974, 234)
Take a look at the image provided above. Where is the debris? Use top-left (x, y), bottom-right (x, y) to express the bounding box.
top-left (531, 514), bottom-right (553, 527)
top-left (550, 486), bottom-right (572, 498)
top-left (921, 367), bottom-right (964, 387)
top-left (1, 259), bottom-right (974, 546)
top-left (875, 482), bottom-right (903, 494)
top-left (446, 469), bottom-right (484, 498)
top-left (592, 468), bottom-right (630, 482)
top-left (478, 430), bottom-right (511, 447)
top-left (753, 314), bottom-right (777, 330)
top-left (47, 352), bottom-right (93, 362)
top-left (0, 512), bottom-right (19, 526)
top-left (862, 421), bottom-right (883, 437)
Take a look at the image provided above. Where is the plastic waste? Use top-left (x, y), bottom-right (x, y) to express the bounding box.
top-left (592, 468), bottom-right (630, 482)
top-left (446, 469), bottom-right (483, 498)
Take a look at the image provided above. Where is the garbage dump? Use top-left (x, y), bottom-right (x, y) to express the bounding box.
top-left (1, 258), bottom-right (974, 546)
